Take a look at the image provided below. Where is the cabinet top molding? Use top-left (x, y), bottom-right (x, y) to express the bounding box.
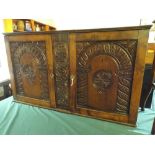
top-left (4, 25), bottom-right (152, 36)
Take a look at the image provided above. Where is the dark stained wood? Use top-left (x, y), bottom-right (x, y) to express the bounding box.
top-left (52, 33), bottom-right (70, 109)
top-left (129, 29), bottom-right (150, 124)
top-left (4, 25), bottom-right (151, 126)
top-left (69, 34), bottom-right (77, 111)
top-left (88, 55), bottom-right (118, 112)
top-left (76, 40), bottom-right (137, 115)
top-left (4, 35), bottom-right (56, 108)
top-left (4, 25), bottom-right (152, 35)
top-left (140, 43), bottom-right (155, 111)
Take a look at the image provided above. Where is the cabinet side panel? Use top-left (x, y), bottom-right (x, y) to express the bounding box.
top-left (129, 29), bottom-right (150, 124)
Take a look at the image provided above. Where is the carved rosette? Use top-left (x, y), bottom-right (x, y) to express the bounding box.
top-left (76, 40), bottom-right (137, 114)
top-left (10, 41), bottom-right (49, 100)
top-left (93, 70), bottom-right (113, 93)
top-left (20, 64), bottom-right (36, 84)
top-left (53, 33), bottom-right (69, 108)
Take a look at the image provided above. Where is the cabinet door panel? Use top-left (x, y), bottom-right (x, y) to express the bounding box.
top-left (70, 31), bottom-right (140, 125)
top-left (76, 40), bottom-right (137, 114)
top-left (5, 35), bottom-right (55, 108)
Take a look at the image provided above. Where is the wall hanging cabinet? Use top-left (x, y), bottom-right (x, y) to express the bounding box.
top-left (4, 25), bottom-right (151, 126)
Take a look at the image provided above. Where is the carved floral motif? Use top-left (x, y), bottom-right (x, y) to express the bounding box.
top-left (20, 64), bottom-right (36, 85)
top-left (76, 40), bottom-right (137, 114)
top-left (53, 34), bottom-right (69, 108)
top-left (10, 41), bottom-right (49, 100)
top-left (93, 70), bottom-right (113, 93)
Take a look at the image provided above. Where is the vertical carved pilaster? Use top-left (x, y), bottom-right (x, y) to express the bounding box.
top-left (53, 33), bottom-right (69, 108)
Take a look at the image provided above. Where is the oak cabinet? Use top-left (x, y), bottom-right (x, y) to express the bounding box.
top-left (4, 25), bottom-right (151, 126)
top-left (5, 35), bottom-right (56, 108)
top-left (74, 34), bottom-right (137, 115)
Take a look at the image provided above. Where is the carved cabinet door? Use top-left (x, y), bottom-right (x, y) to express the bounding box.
top-left (5, 35), bottom-right (56, 108)
top-left (69, 31), bottom-right (138, 124)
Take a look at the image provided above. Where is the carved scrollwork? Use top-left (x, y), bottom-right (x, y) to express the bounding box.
top-left (76, 40), bottom-right (137, 114)
top-left (20, 64), bottom-right (36, 85)
top-left (93, 70), bottom-right (113, 93)
top-left (10, 41), bottom-right (49, 100)
top-left (53, 33), bottom-right (69, 108)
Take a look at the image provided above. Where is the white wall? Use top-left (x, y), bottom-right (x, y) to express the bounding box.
top-left (0, 0), bottom-right (155, 81)
top-left (0, 20), bottom-right (10, 81)
top-left (34, 19), bottom-right (56, 28)
top-left (1, 0), bottom-right (154, 30)
top-left (32, 0), bottom-right (154, 30)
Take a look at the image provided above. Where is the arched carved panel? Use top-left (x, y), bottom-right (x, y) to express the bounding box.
top-left (10, 41), bottom-right (50, 100)
top-left (76, 40), bottom-right (137, 114)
